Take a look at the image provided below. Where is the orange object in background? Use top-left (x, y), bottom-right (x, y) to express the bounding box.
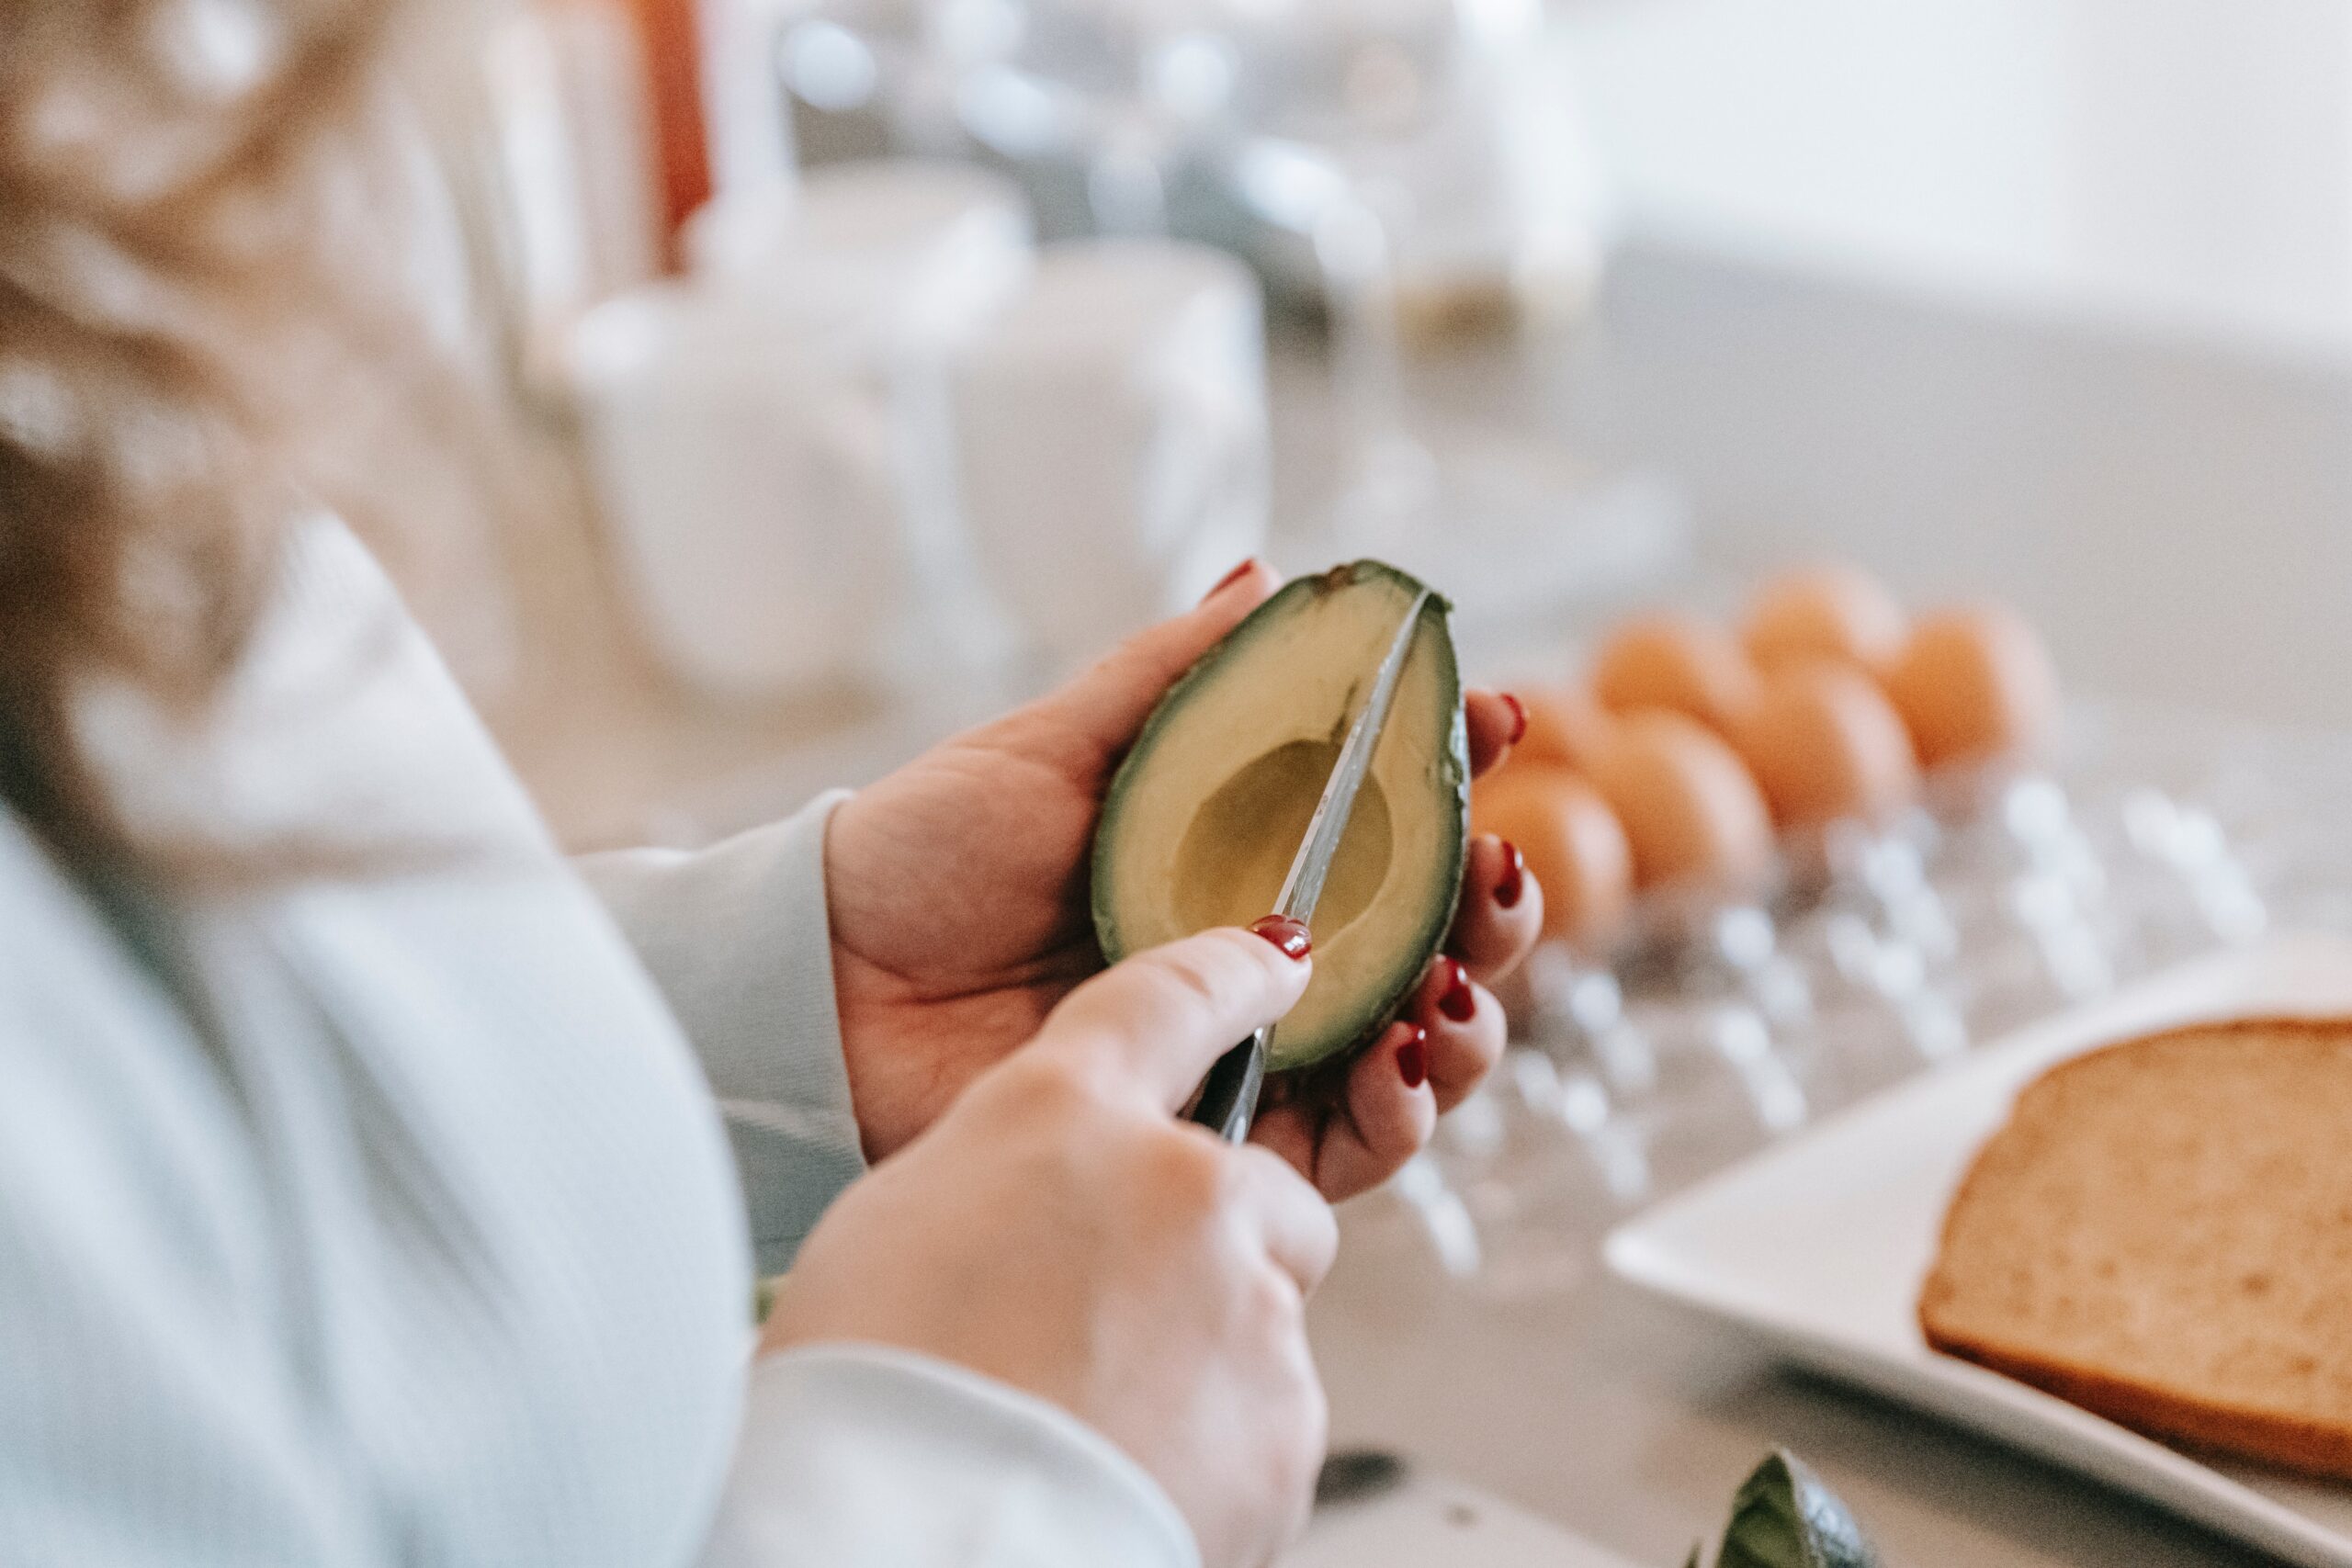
top-left (1882, 605), bottom-right (2061, 769)
top-left (1510, 685), bottom-right (1619, 773)
top-left (1732, 662), bottom-right (1920, 829)
top-left (620, 0), bottom-right (710, 269)
top-left (1585, 710), bottom-right (1775, 895)
top-left (1485, 571), bottom-right (2064, 936)
top-left (1473, 765), bottom-right (1634, 949)
top-left (1741, 563), bottom-right (1908, 674)
top-left (1590, 613), bottom-right (1761, 731)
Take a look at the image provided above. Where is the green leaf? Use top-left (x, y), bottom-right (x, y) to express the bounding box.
top-left (1717, 1450), bottom-right (1880, 1568)
top-left (1682, 1546), bottom-right (1703, 1568)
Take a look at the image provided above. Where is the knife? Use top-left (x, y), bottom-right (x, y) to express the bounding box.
top-left (1188, 588), bottom-right (1432, 1142)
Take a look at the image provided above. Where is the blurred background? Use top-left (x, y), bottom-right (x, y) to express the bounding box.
top-left (365, 6), bottom-right (2352, 1552)
top-left (432, 0), bottom-right (2352, 860)
top-left (405, 0), bottom-right (2352, 1275)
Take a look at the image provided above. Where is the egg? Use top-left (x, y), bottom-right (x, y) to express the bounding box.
top-left (1472, 763), bottom-right (1634, 949)
top-left (1882, 604), bottom-right (2060, 768)
top-left (1741, 563), bottom-right (1908, 673)
top-left (1589, 613), bottom-right (1760, 729)
top-left (1732, 662), bottom-right (1921, 828)
top-left (1510, 685), bottom-right (1619, 773)
top-left (1585, 710), bottom-right (1775, 894)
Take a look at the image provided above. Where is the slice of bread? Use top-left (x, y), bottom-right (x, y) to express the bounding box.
top-left (1919, 1017), bottom-right (2352, 1481)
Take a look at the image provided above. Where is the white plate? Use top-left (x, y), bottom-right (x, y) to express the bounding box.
top-left (1604, 932), bottom-right (2352, 1566)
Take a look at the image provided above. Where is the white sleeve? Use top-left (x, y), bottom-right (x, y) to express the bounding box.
top-left (703, 1346), bottom-right (1200, 1568)
top-left (576, 794), bottom-right (866, 1274)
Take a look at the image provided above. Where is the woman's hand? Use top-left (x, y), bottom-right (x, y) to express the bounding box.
top-left (765, 929), bottom-right (1334, 1568)
top-left (826, 560), bottom-right (1544, 1193)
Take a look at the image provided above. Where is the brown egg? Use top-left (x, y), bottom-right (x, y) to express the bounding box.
top-left (1472, 763), bottom-right (1634, 949)
top-left (1882, 604), bottom-right (2060, 768)
top-left (1741, 563), bottom-right (1908, 673)
top-left (1732, 662), bottom-right (1921, 828)
top-left (1590, 613), bottom-right (1761, 729)
top-left (1585, 710), bottom-right (1775, 894)
top-left (1510, 685), bottom-right (1618, 773)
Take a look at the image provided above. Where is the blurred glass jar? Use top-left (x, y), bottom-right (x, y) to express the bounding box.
top-left (778, 0), bottom-right (1611, 331)
top-left (1210, 0), bottom-right (1609, 331)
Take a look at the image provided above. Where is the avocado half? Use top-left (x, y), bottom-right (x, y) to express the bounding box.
top-left (1091, 561), bottom-right (1470, 1071)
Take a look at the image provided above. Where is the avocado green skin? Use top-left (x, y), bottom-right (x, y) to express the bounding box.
top-left (1717, 1450), bottom-right (1880, 1568)
top-left (1090, 561), bottom-right (1471, 1072)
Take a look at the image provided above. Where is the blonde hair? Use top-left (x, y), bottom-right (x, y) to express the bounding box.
top-left (0, 0), bottom-right (506, 871)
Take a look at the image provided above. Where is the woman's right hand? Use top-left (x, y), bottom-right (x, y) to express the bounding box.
top-left (761, 927), bottom-right (1334, 1568)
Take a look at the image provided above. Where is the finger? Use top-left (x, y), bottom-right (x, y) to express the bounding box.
top-left (1464, 689), bottom-right (1525, 778)
top-left (1244, 1099), bottom-right (1320, 1190)
top-left (1035, 558), bottom-right (1281, 762)
top-left (1039, 925), bottom-right (1312, 1111)
top-left (1231, 1143), bottom-right (1340, 1293)
top-left (1446, 834), bottom-right (1543, 982)
top-left (1407, 957), bottom-right (1507, 1114)
top-left (1270, 1024), bottom-right (1430, 1213)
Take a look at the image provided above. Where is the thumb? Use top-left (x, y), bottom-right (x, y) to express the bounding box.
top-left (1033, 560), bottom-right (1280, 762)
top-left (1035, 927), bottom-right (1314, 1112)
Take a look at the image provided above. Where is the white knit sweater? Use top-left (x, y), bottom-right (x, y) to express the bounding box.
top-left (0, 518), bottom-right (1193, 1567)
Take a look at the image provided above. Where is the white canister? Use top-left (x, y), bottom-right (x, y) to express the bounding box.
top-left (952, 239), bottom-right (1271, 669)
top-left (573, 161), bottom-right (1035, 697)
top-left (569, 280), bottom-right (907, 696)
top-left (687, 159), bottom-right (1035, 344)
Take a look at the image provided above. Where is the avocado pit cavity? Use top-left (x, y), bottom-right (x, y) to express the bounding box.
top-left (1171, 739), bottom-right (1394, 941)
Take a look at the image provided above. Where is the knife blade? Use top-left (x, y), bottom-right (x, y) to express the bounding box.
top-left (1189, 588), bottom-right (1433, 1141)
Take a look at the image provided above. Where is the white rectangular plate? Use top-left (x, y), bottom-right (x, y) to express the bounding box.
top-left (1604, 932), bottom-right (2352, 1566)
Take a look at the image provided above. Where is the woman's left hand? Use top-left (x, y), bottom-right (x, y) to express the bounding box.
top-left (824, 560), bottom-right (1543, 1198)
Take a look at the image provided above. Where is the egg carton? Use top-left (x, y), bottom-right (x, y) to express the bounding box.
top-left (1384, 701), bottom-right (2352, 1296)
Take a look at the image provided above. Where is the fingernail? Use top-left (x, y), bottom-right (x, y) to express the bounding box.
top-left (1201, 558), bottom-right (1260, 604)
top-left (1250, 914), bottom-right (1312, 960)
top-left (1396, 1028), bottom-right (1429, 1089)
top-left (1437, 957), bottom-right (1475, 1022)
top-left (1493, 840), bottom-right (1525, 909)
top-left (1500, 692), bottom-right (1528, 747)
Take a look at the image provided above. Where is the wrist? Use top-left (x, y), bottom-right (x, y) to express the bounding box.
top-left (820, 802), bottom-right (891, 1161)
top-left (823, 948), bottom-right (923, 1161)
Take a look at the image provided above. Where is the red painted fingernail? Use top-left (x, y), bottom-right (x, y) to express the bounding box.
top-left (1493, 840), bottom-right (1525, 909)
top-left (1437, 957), bottom-right (1475, 1022)
top-left (1201, 558), bottom-right (1260, 604)
top-left (1250, 914), bottom-right (1312, 960)
top-left (1500, 692), bottom-right (1528, 747)
top-left (1396, 1028), bottom-right (1429, 1089)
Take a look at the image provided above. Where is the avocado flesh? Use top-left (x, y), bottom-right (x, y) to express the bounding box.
top-left (1093, 563), bottom-right (1469, 1070)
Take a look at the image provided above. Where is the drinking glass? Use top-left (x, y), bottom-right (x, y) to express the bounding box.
top-left (1197, 0), bottom-right (1678, 619)
top-left (944, 0), bottom-right (1238, 235)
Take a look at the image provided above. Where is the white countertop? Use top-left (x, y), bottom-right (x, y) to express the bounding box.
top-left (1310, 1209), bottom-right (2278, 1565)
top-left (487, 237), bottom-right (2348, 1561)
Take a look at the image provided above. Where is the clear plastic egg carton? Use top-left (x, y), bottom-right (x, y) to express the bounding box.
top-left (1382, 700), bottom-right (2352, 1296)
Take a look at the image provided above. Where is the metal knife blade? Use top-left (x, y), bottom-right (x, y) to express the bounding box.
top-left (1190, 588), bottom-right (1433, 1141)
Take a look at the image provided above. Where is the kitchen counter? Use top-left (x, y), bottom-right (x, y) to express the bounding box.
top-left (489, 235), bottom-right (2346, 1561)
top-left (1311, 1200), bottom-right (2276, 1566)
